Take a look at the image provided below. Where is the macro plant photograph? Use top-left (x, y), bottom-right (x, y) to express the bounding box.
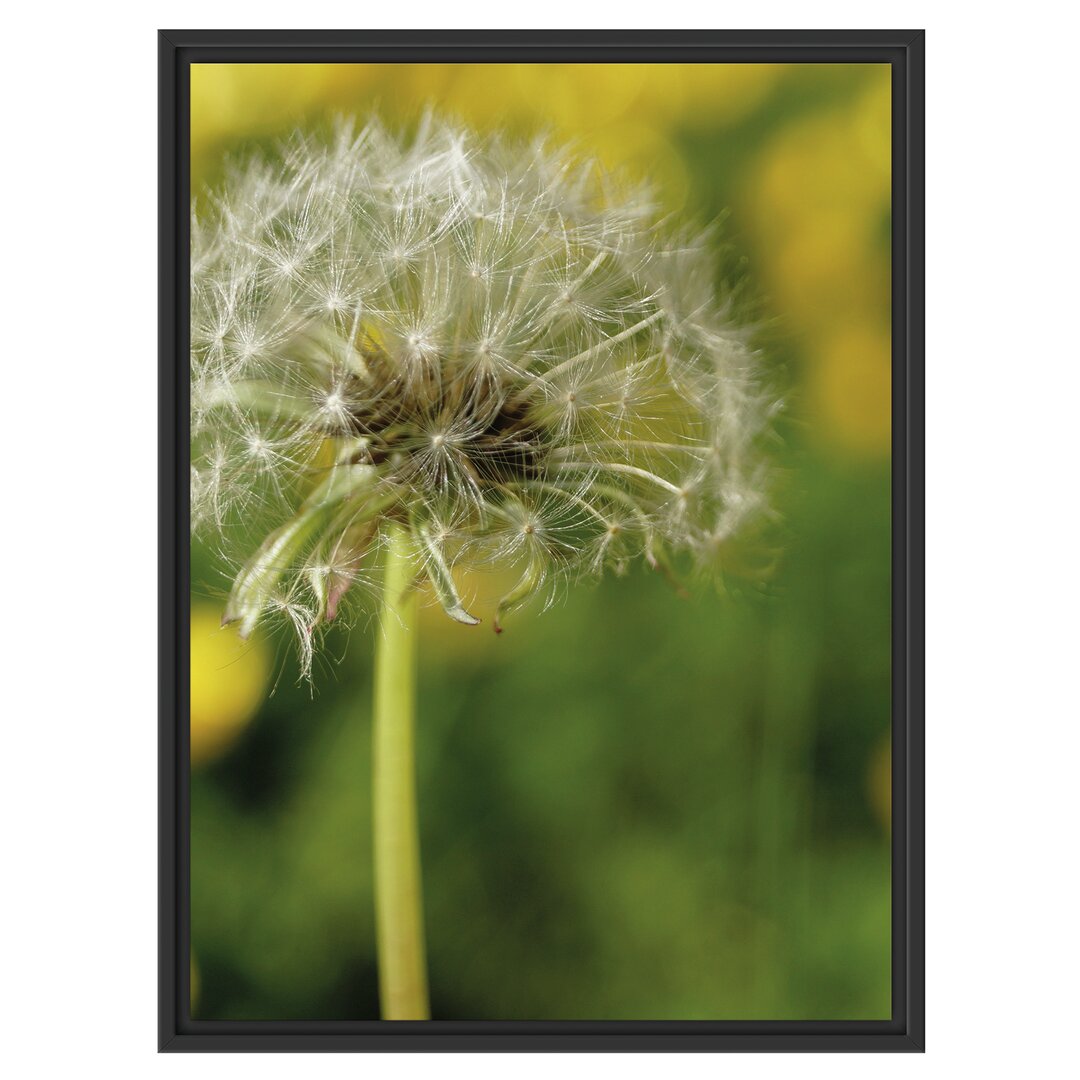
top-left (184, 57), bottom-right (895, 1024)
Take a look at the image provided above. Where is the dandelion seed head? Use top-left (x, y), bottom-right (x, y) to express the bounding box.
top-left (192, 117), bottom-right (775, 669)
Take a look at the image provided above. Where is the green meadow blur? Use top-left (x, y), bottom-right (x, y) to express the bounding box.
top-left (189, 62), bottom-right (893, 1020)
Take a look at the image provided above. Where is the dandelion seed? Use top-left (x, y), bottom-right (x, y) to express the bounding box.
top-left (192, 117), bottom-right (774, 665)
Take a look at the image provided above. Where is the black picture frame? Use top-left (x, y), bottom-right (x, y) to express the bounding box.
top-left (159, 28), bottom-right (924, 1053)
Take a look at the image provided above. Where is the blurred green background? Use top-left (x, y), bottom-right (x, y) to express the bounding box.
top-left (189, 62), bottom-right (892, 1020)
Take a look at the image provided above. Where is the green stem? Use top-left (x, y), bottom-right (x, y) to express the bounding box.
top-left (372, 521), bottom-right (430, 1020)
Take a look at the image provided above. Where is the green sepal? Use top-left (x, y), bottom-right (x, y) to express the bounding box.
top-left (199, 379), bottom-right (313, 423)
top-left (493, 557), bottom-right (544, 634)
top-left (224, 464), bottom-right (387, 638)
top-left (412, 517), bottom-right (480, 626)
top-left (223, 502), bottom-right (339, 639)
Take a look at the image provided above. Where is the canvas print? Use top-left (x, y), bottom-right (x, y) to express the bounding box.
top-left (188, 62), bottom-right (892, 1021)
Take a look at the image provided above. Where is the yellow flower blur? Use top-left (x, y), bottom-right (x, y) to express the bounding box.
top-left (748, 69), bottom-right (892, 454)
top-left (190, 63), bottom-right (782, 197)
top-left (190, 604), bottom-right (269, 766)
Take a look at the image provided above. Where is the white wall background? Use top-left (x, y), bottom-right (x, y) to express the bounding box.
top-left (2, 5), bottom-right (1076, 1077)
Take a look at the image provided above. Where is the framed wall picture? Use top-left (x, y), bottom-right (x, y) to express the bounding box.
top-left (159, 28), bottom-right (924, 1052)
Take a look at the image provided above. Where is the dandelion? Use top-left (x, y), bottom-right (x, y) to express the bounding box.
top-left (191, 116), bottom-right (775, 1019)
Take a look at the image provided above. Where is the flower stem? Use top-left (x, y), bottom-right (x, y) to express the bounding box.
top-left (372, 521), bottom-right (430, 1020)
